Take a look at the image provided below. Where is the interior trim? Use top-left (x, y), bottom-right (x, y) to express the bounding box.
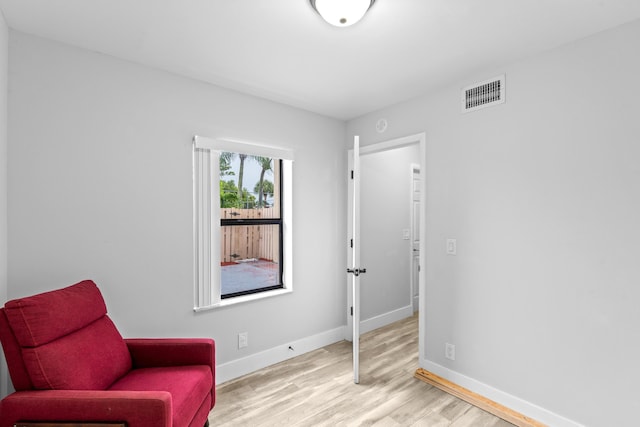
top-left (414, 368), bottom-right (547, 427)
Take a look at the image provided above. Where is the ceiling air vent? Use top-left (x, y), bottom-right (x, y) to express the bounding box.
top-left (462, 74), bottom-right (505, 113)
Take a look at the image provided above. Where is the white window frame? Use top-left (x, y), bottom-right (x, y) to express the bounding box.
top-left (193, 135), bottom-right (293, 311)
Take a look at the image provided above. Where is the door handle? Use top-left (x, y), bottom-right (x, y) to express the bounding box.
top-left (347, 268), bottom-right (367, 277)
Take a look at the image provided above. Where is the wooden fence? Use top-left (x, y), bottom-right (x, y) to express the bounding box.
top-left (220, 208), bottom-right (279, 264)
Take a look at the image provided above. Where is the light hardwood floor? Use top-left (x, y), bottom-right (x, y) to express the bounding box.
top-left (209, 314), bottom-right (515, 426)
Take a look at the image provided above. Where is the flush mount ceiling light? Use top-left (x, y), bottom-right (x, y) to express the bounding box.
top-left (310, 0), bottom-right (376, 27)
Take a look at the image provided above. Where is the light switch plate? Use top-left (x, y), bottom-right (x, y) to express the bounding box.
top-left (446, 239), bottom-right (457, 255)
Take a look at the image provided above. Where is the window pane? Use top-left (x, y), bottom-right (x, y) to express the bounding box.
top-left (219, 152), bottom-right (280, 217)
top-left (217, 151), bottom-right (284, 299)
top-left (220, 224), bottom-right (281, 297)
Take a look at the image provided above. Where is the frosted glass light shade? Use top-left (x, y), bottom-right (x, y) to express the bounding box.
top-left (310, 0), bottom-right (376, 27)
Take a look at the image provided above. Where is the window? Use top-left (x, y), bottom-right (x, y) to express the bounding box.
top-left (220, 154), bottom-right (283, 298)
top-left (193, 136), bottom-right (293, 310)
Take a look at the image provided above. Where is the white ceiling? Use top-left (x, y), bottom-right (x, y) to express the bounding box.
top-left (1, 0), bottom-right (640, 120)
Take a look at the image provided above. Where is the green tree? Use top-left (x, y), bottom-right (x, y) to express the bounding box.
top-left (253, 179), bottom-right (274, 207)
top-left (253, 156), bottom-right (273, 207)
top-left (237, 153), bottom-right (248, 201)
top-left (220, 180), bottom-right (240, 208)
top-left (220, 180), bottom-right (257, 208)
top-left (219, 152), bottom-right (235, 177)
top-left (219, 152), bottom-right (249, 208)
top-left (219, 152), bottom-right (271, 208)
top-left (242, 190), bottom-right (257, 209)
top-left (220, 151), bottom-right (247, 200)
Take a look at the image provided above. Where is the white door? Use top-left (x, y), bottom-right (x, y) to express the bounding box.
top-left (347, 133), bottom-right (426, 382)
top-left (411, 165), bottom-right (421, 312)
top-left (347, 136), bottom-right (365, 384)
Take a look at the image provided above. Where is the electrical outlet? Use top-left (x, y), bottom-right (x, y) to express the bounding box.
top-left (238, 332), bottom-right (248, 349)
top-left (445, 343), bottom-right (456, 361)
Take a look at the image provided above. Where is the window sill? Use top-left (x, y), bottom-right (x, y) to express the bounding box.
top-left (193, 287), bottom-right (292, 312)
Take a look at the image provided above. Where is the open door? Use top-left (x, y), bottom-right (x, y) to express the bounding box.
top-left (347, 136), bottom-right (366, 384)
top-left (347, 133), bottom-right (426, 385)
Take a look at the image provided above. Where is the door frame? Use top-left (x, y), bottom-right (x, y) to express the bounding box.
top-left (346, 132), bottom-right (427, 366)
top-left (410, 163), bottom-right (421, 313)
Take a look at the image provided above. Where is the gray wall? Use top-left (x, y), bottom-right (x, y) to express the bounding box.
top-left (0, 11), bottom-right (8, 398)
top-left (5, 15), bottom-right (640, 427)
top-left (360, 145), bottom-right (417, 322)
top-left (6, 32), bottom-right (347, 373)
top-left (348, 18), bottom-right (640, 427)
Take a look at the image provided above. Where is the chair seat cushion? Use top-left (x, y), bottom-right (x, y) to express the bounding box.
top-left (109, 365), bottom-right (213, 427)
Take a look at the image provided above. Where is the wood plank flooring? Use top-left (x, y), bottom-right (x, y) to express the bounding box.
top-left (209, 313), bottom-right (515, 426)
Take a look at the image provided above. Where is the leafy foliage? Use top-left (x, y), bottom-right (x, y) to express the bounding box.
top-left (220, 180), bottom-right (256, 208)
top-left (219, 151), bottom-right (271, 208)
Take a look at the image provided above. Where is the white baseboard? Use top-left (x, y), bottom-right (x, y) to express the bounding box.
top-left (216, 325), bottom-right (346, 385)
top-left (217, 305), bottom-right (413, 385)
top-left (360, 304), bottom-right (413, 335)
top-left (421, 359), bottom-right (583, 427)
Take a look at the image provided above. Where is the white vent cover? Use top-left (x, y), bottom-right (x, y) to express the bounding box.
top-left (462, 74), bottom-right (505, 113)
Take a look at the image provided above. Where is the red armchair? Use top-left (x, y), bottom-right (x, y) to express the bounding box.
top-left (0, 280), bottom-right (215, 427)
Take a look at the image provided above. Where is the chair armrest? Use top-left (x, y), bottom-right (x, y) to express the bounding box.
top-left (0, 390), bottom-right (171, 427)
top-left (125, 338), bottom-right (215, 369)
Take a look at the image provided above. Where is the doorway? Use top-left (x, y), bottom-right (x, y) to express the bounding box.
top-left (347, 133), bottom-right (426, 382)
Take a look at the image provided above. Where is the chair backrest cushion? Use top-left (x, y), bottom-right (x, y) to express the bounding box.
top-left (3, 280), bottom-right (132, 390)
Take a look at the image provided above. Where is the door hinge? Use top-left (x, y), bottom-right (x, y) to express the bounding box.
top-left (350, 238), bottom-right (353, 248)
top-left (350, 306), bottom-right (353, 316)
top-left (351, 170), bottom-right (354, 179)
